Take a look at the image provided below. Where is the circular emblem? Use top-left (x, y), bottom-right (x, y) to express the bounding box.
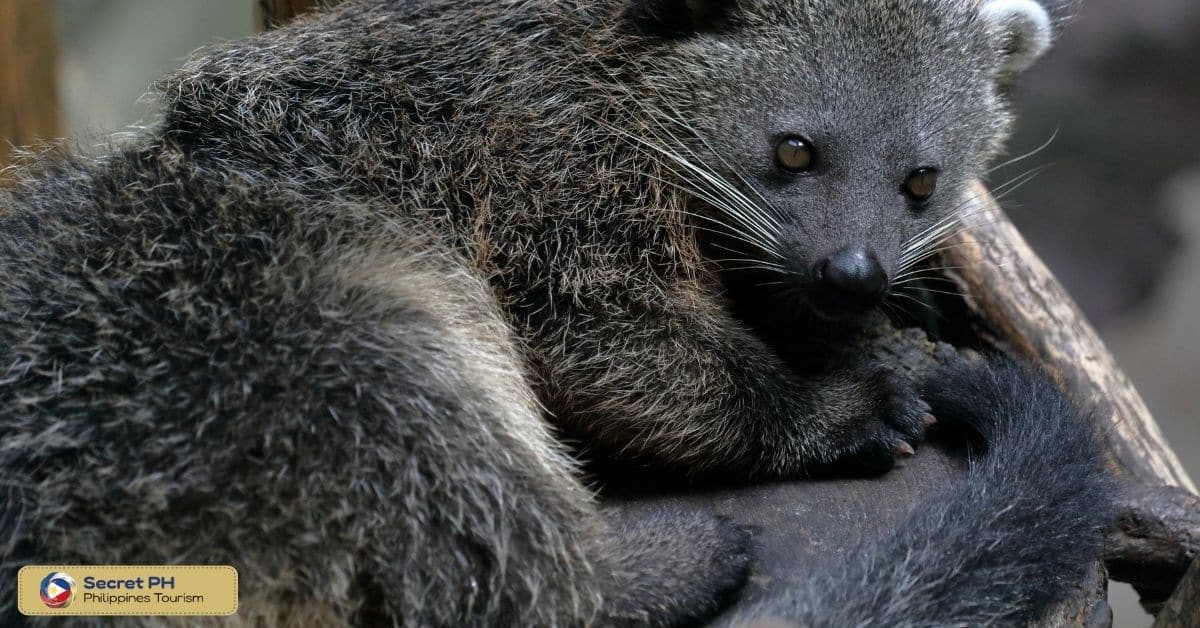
top-left (39, 572), bottom-right (76, 609)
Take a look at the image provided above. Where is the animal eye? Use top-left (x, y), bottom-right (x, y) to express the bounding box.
top-left (904, 168), bottom-right (939, 202)
top-left (775, 136), bottom-right (816, 173)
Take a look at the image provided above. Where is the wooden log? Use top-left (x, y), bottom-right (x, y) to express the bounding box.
top-left (941, 181), bottom-right (1196, 494)
top-left (0, 0), bottom-right (60, 172)
top-left (255, 0), bottom-right (321, 31)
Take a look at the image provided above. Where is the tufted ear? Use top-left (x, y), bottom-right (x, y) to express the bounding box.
top-left (979, 0), bottom-right (1057, 77)
top-left (622, 0), bottom-right (741, 37)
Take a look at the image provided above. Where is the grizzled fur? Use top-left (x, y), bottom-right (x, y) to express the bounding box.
top-left (1, 0), bottom-right (1102, 625)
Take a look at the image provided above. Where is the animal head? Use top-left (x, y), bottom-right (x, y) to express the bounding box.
top-left (615, 0), bottom-right (1071, 319)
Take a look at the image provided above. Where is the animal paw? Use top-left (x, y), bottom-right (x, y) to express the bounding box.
top-left (839, 368), bottom-right (935, 474)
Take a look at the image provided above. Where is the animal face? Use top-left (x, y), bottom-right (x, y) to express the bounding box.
top-left (626, 0), bottom-right (1060, 319)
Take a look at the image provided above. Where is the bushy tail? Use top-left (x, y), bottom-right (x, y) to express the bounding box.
top-left (730, 357), bottom-right (1114, 627)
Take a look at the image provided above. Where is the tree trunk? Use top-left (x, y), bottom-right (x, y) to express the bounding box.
top-left (0, 0), bottom-right (60, 173)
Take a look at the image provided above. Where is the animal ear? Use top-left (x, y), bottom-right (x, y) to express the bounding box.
top-left (622, 0), bottom-right (740, 36)
top-left (979, 0), bottom-right (1056, 77)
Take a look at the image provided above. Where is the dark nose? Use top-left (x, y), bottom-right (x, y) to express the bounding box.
top-left (814, 246), bottom-right (888, 300)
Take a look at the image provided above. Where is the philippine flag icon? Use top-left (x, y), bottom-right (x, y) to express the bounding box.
top-left (39, 572), bottom-right (76, 609)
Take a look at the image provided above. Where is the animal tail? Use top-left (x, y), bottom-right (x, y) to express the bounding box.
top-left (728, 356), bottom-right (1114, 627)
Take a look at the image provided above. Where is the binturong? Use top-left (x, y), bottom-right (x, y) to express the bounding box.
top-left (0, 0), bottom-right (1111, 626)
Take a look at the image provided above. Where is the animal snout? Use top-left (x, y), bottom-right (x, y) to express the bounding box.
top-left (813, 246), bottom-right (888, 301)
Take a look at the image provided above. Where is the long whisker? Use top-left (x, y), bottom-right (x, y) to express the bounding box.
top-left (640, 124), bottom-right (786, 244)
top-left (644, 174), bottom-right (787, 258)
top-left (646, 104), bottom-right (789, 222)
top-left (988, 128), bottom-right (1059, 174)
top-left (893, 284), bottom-right (966, 299)
top-left (594, 113), bottom-right (794, 278)
top-left (891, 274), bottom-right (967, 287)
top-left (887, 291), bottom-right (943, 319)
top-left (897, 165), bottom-right (1050, 275)
top-left (620, 129), bottom-right (783, 251)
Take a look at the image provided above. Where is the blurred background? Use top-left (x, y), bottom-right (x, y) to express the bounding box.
top-left (1, 1), bottom-right (1196, 625)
